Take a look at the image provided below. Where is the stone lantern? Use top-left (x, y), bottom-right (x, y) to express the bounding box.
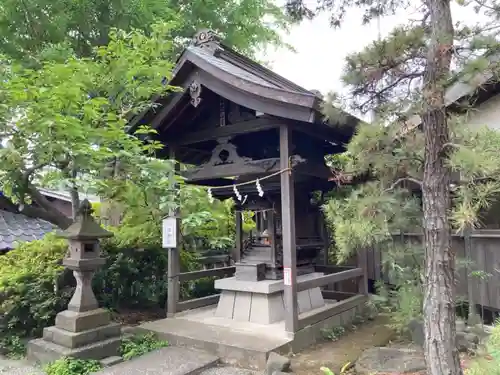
top-left (28, 199), bottom-right (122, 364)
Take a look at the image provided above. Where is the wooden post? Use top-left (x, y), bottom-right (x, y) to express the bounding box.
top-left (269, 209), bottom-right (277, 267)
top-left (167, 148), bottom-right (181, 317)
top-left (357, 248), bottom-right (369, 296)
top-left (233, 210), bottom-right (242, 263)
top-left (464, 226), bottom-right (479, 324)
top-left (279, 125), bottom-right (298, 333)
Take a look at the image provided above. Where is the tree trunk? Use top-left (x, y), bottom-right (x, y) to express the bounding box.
top-left (421, 0), bottom-right (462, 374)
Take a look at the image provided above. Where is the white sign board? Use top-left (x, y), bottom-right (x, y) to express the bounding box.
top-left (162, 217), bottom-right (177, 248)
top-left (283, 267), bottom-right (292, 286)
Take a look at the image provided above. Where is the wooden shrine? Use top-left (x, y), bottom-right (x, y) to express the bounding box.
top-left (130, 29), bottom-right (368, 338)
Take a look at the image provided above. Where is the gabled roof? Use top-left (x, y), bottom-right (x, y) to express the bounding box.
top-left (399, 52), bottom-right (500, 136)
top-left (0, 209), bottom-right (54, 250)
top-left (130, 29), bottom-right (360, 133)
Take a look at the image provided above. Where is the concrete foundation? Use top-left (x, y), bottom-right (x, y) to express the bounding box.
top-left (136, 295), bottom-right (366, 369)
top-left (214, 273), bottom-right (326, 324)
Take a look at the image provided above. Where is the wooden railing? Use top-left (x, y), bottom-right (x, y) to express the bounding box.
top-left (167, 253), bottom-right (235, 316)
top-left (167, 248), bottom-right (370, 330)
top-left (295, 250), bottom-right (369, 330)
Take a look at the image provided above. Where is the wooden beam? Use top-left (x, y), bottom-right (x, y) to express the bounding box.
top-left (174, 117), bottom-right (279, 145)
top-left (234, 213), bottom-right (242, 264)
top-left (314, 265), bottom-right (354, 274)
top-left (357, 249), bottom-right (369, 295)
top-left (296, 267), bottom-right (363, 292)
top-left (321, 290), bottom-right (357, 301)
top-left (280, 124), bottom-right (299, 333)
top-left (178, 266), bottom-right (235, 282)
top-left (177, 294), bottom-right (220, 312)
top-left (167, 148), bottom-right (181, 317)
top-left (297, 295), bottom-right (366, 330)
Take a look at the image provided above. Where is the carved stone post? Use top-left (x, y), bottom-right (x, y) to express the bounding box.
top-left (27, 200), bottom-right (122, 364)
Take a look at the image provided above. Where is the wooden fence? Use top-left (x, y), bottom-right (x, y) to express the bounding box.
top-left (362, 230), bottom-right (500, 311)
top-left (167, 251), bottom-right (369, 318)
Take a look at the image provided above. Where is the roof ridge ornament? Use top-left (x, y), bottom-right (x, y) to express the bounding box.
top-left (191, 29), bottom-right (221, 54)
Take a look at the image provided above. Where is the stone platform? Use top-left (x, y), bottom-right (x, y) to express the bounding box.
top-left (214, 273), bottom-right (325, 325)
top-left (136, 295), bottom-right (366, 369)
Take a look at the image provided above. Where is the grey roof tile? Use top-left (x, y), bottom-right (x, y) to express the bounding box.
top-left (187, 47), bottom-right (286, 89)
top-left (0, 210), bottom-right (55, 250)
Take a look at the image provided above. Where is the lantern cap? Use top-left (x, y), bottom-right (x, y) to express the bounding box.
top-left (58, 199), bottom-right (113, 240)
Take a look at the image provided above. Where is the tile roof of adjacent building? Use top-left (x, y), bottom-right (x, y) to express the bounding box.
top-left (0, 209), bottom-right (55, 250)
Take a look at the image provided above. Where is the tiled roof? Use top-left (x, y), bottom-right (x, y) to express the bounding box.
top-left (0, 210), bottom-right (55, 250)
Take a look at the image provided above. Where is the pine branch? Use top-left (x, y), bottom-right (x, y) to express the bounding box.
top-left (385, 177), bottom-right (423, 192)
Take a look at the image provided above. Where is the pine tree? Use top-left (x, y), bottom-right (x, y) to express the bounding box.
top-left (286, 1), bottom-right (500, 374)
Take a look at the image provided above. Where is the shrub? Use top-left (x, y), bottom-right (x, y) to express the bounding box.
top-left (465, 320), bottom-right (500, 375)
top-left (44, 357), bottom-right (103, 375)
top-left (119, 333), bottom-right (168, 360)
top-left (0, 233), bottom-right (70, 341)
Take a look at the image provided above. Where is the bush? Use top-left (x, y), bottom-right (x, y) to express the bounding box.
top-left (44, 357), bottom-right (103, 375)
top-left (465, 320), bottom-right (500, 375)
top-left (0, 233), bottom-right (70, 341)
top-left (119, 333), bottom-right (168, 360)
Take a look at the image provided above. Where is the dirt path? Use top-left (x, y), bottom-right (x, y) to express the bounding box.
top-left (291, 315), bottom-right (395, 375)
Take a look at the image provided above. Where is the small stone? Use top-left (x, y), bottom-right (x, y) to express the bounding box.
top-left (266, 352), bottom-right (291, 375)
top-left (356, 347), bottom-right (426, 375)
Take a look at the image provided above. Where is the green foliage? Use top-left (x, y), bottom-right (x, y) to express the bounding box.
top-left (0, 335), bottom-right (26, 358)
top-left (45, 357), bottom-right (103, 375)
top-left (0, 22), bottom-right (177, 227)
top-left (320, 367), bottom-right (336, 375)
top-left (320, 326), bottom-right (346, 341)
top-left (464, 320), bottom-right (500, 374)
top-left (0, 233), bottom-right (69, 341)
top-left (322, 182), bottom-right (421, 263)
top-left (119, 333), bottom-right (168, 360)
top-left (0, 0), bottom-right (291, 62)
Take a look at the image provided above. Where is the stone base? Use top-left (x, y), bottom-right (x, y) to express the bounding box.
top-left (27, 336), bottom-right (122, 365)
top-left (27, 307), bottom-right (122, 364)
top-left (235, 262), bottom-right (266, 281)
top-left (43, 322), bottom-right (121, 348)
top-left (214, 273), bottom-right (325, 324)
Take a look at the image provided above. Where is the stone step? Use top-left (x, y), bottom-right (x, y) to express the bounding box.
top-left (198, 365), bottom-right (258, 375)
top-left (93, 346), bottom-right (219, 375)
top-left (135, 318), bottom-right (290, 370)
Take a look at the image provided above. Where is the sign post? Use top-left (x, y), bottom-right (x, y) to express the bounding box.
top-left (162, 217), bottom-right (178, 249)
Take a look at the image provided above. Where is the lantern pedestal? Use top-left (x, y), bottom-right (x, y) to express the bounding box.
top-left (27, 199), bottom-right (121, 365)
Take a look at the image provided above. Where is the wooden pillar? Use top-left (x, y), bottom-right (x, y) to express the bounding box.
top-left (233, 210), bottom-right (242, 263)
top-left (464, 226), bottom-right (479, 324)
top-left (167, 148), bottom-right (181, 317)
top-left (279, 125), bottom-right (298, 333)
top-left (357, 248), bottom-right (369, 296)
top-left (268, 209), bottom-right (277, 267)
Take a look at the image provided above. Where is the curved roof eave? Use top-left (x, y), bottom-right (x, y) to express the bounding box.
top-left (172, 48), bottom-right (321, 123)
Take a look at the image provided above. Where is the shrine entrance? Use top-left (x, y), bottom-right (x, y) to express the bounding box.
top-left (131, 29), bottom-right (369, 368)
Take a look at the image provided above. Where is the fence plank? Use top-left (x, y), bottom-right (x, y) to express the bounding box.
top-left (178, 266), bottom-right (235, 282)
